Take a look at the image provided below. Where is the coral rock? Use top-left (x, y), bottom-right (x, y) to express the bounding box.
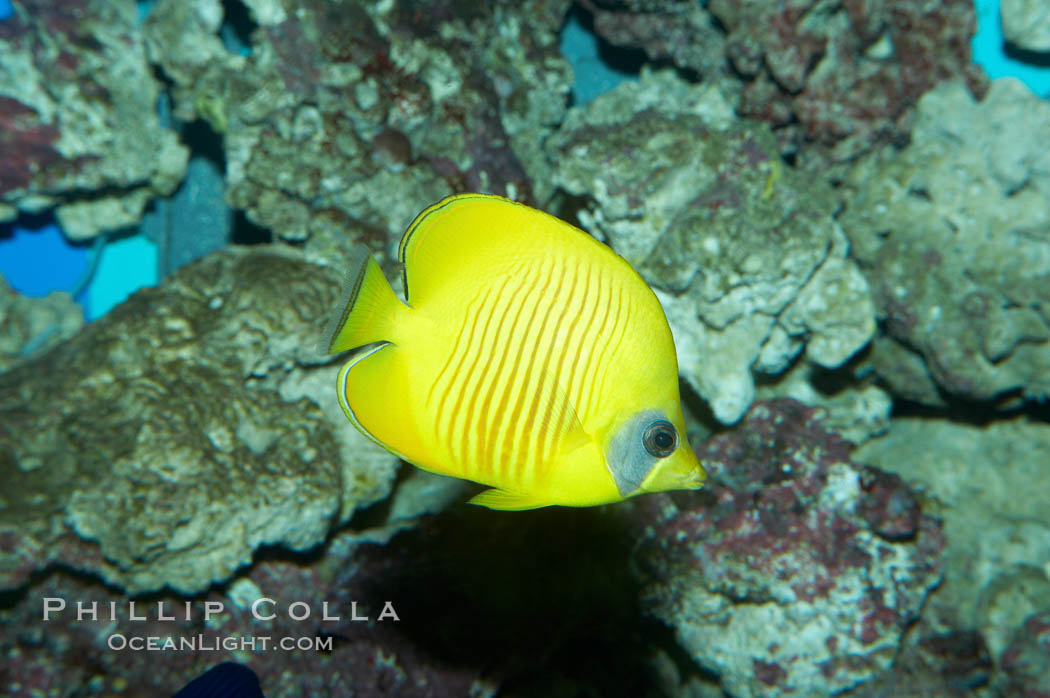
top-left (0, 247), bottom-right (398, 594)
top-left (841, 79), bottom-right (1050, 405)
top-left (0, 277), bottom-right (83, 373)
top-left (145, 0), bottom-right (572, 259)
top-left (999, 611), bottom-right (1050, 698)
top-left (580, 0), bottom-right (987, 165)
top-left (578, 0), bottom-right (729, 83)
top-left (0, 0), bottom-right (188, 237)
top-left (855, 417), bottom-right (1050, 669)
top-left (632, 400), bottom-right (943, 697)
top-left (1002, 0), bottom-right (1050, 52)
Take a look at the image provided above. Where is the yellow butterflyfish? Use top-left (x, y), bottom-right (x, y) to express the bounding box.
top-left (324, 193), bottom-right (705, 510)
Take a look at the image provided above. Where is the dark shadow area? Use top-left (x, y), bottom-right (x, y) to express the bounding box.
top-left (336, 505), bottom-right (677, 696)
top-left (0, 560), bottom-right (141, 613)
top-left (230, 210), bottom-right (273, 245)
top-left (889, 388), bottom-right (1047, 427)
top-left (803, 345), bottom-right (874, 397)
top-left (220, 0), bottom-right (257, 56)
top-left (1003, 41), bottom-right (1050, 68)
top-left (180, 118), bottom-right (225, 171)
top-left (0, 211), bottom-right (66, 241)
top-left (551, 191), bottom-right (596, 231)
top-left (339, 463), bottom-right (480, 532)
top-left (679, 376), bottom-right (721, 439)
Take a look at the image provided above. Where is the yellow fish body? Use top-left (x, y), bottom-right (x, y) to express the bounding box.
top-left (325, 193), bottom-right (705, 510)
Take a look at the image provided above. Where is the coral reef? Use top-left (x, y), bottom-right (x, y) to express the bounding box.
top-left (0, 246), bottom-right (398, 594)
top-left (841, 78), bottom-right (1050, 406)
top-left (631, 400), bottom-right (943, 697)
top-left (577, 0), bottom-right (988, 165)
top-left (0, 399), bottom-right (945, 697)
top-left (550, 69), bottom-right (875, 424)
top-left (0, 277), bottom-right (82, 372)
top-left (1002, 0), bottom-right (1050, 52)
top-left (144, 0), bottom-right (573, 265)
top-left (855, 417), bottom-right (1050, 670)
top-left (3, 0), bottom-right (1049, 694)
top-left (0, 0), bottom-right (188, 238)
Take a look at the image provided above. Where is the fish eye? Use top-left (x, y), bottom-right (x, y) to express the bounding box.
top-left (642, 420), bottom-right (678, 458)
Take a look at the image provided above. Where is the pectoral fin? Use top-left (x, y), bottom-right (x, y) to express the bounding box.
top-left (468, 488), bottom-right (548, 511)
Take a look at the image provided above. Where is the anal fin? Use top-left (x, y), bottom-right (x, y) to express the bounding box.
top-left (340, 343), bottom-right (427, 467)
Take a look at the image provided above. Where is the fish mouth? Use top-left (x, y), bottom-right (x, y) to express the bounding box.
top-left (687, 465), bottom-right (707, 489)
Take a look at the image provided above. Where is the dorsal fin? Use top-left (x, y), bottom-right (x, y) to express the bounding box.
top-left (398, 193), bottom-right (530, 306)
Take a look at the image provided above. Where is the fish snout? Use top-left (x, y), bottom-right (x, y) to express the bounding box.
top-left (640, 448), bottom-right (707, 494)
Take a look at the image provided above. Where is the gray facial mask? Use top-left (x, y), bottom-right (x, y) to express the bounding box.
top-left (604, 408), bottom-right (677, 497)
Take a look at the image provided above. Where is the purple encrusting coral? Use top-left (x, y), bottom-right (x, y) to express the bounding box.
top-left (629, 399), bottom-right (944, 697)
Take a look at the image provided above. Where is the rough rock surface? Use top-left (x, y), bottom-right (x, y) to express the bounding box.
top-left (999, 610), bottom-right (1050, 697)
top-left (848, 627), bottom-right (993, 697)
top-left (577, 0), bottom-right (731, 88)
top-left (0, 277), bottom-right (83, 373)
top-left (0, 0), bottom-right (188, 237)
top-left (854, 417), bottom-right (1050, 666)
top-left (841, 79), bottom-right (1050, 406)
top-left (550, 70), bottom-right (875, 424)
top-left (632, 400), bottom-right (943, 698)
top-left (753, 361), bottom-right (892, 445)
top-left (0, 246), bottom-right (398, 594)
top-left (144, 0), bottom-right (572, 264)
top-left (578, 0), bottom-right (987, 166)
top-left (1002, 0), bottom-right (1050, 52)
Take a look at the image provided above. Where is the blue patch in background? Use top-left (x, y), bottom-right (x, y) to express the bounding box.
top-left (559, 6), bottom-right (639, 106)
top-left (0, 216), bottom-right (90, 306)
top-left (972, 0), bottom-right (1050, 95)
top-left (0, 0), bottom-right (12, 21)
top-left (85, 234), bottom-right (158, 319)
top-left (0, 217), bottom-right (157, 321)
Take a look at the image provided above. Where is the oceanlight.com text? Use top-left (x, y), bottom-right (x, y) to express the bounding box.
top-left (106, 633), bottom-right (334, 652)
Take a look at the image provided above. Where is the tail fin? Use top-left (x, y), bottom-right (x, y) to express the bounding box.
top-left (322, 246), bottom-right (406, 354)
